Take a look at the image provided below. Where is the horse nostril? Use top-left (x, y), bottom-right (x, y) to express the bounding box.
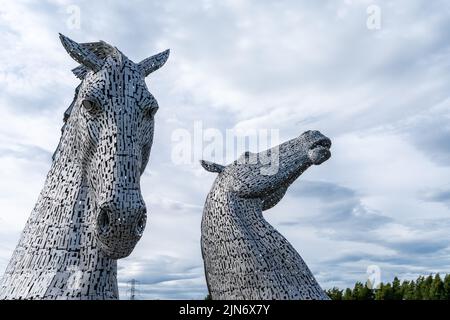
top-left (97, 209), bottom-right (111, 235)
top-left (136, 214), bottom-right (146, 236)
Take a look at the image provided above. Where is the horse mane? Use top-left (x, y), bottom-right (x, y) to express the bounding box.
top-left (52, 42), bottom-right (125, 161)
top-left (71, 41), bottom-right (120, 79)
top-left (66, 41), bottom-right (124, 119)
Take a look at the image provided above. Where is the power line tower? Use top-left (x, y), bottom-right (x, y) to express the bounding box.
top-left (127, 279), bottom-right (139, 300)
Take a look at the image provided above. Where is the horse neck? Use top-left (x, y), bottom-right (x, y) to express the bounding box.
top-left (1, 121), bottom-right (118, 299)
top-left (203, 180), bottom-right (263, 231)
top-left (36, 122), bottom-right (90, 248)
top-left (39, 122), bottom-right (116, 271)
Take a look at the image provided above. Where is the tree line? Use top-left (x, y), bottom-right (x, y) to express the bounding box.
top-left (326, 274), bottom-right (450, 300)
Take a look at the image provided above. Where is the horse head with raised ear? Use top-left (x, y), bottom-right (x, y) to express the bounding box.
top-left (200, 130), bottom-right (332, 300)
top-left (59, 34), bottom-right (169, 259)
top-left (0, 35), bottom-right (169, 299)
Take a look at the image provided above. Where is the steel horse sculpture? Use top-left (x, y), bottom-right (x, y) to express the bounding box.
top-left (0, 34), bottom-right (169, 299)
top-left (201, 131), bottom-right (332, 299)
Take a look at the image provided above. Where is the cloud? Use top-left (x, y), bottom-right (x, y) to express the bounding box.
top-left (264, 179), bottom-right (450, 287)
top-left (422, 187), bottom-right (450, 207)
top-left (322, 244), bottom-right (450, 285)
top-left (0, 143), bottom-right (52, 162)
top-left (117, 255), bottom-right (206, 299)
top-left (0, 0), bottom-right (450, 298)
top-left (277, 180), bottom-right (392, 232)
top-left (398, 98), bottom-right (450, 166)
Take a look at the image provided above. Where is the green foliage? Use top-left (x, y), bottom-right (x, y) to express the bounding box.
top-left (325, 287), bottom-right (343, 300)
top-left (328, 274), bottom-right (450, 300)
top-left (443, 274), bottom-right (450, 300)
top-left (375, 283), bottom-right (393, 300)
top-left (392, 277), bottom-right (402, 300)
top-left (352, 281), bottom-right (374, 300)
top-left (342, 288), bottom-right (353, 300)
top-left (430, 273), bottom-right (444, 299)
top-left (401, 280), bottom-right (415, 300)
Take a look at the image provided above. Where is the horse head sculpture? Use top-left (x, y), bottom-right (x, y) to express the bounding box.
top-left (200, 130), bottom-right (332, 299)
top-left (0, 34), bottom-right (169, 299)
top-left (58, 34), bottom-right (169, 259)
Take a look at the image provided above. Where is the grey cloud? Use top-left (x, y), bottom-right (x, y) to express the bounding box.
top-left (119, 279), bottom-right (207, 300)
top-left (289, 180), bottom-right (356, 200)
top-left (386, 240), bottom-right (448, 256)
top-left (285, 180), bottom-right (392, 229)
top-left (283, 181), bottom-right (449, 258)
top-left (119, 270), bottom-right (200, 286)
top-left (405, 112), bottom-right (450, 166)
top-left (422, 188), bottom-right (450, 206)
top-left (1, 0), bottom-right (450, 298)
top-left (320, 249), bottom-right (450, 288)
top-left (326, 250), bottom-right (450, 267)
top-left (117, 255), bottom-right (207, 299)
top-left (117, 256), bottom-right (201, 284)
top-left (0, 143), bottom-right (52, 162)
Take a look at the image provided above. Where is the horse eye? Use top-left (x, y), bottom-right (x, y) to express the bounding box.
top-left (82, 99), bottom-right (99, 114)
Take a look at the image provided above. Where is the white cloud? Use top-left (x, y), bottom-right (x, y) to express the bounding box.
top-left (0, 0), bottom-right (449, 298)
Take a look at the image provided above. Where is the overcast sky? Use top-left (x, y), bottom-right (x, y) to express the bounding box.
top-left (0, 0), bottom-right (449, 299)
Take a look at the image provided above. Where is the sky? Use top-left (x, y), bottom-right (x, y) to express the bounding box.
top-left (0, 0), bottom-right (449, 299)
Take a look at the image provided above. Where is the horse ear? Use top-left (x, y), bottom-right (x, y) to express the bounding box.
top-left (200, 160), bottom-right (224, 173)
top-left (138, 49), bottom-right (170, 77)
top-left (59, 33), bottom-right (103, 72)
